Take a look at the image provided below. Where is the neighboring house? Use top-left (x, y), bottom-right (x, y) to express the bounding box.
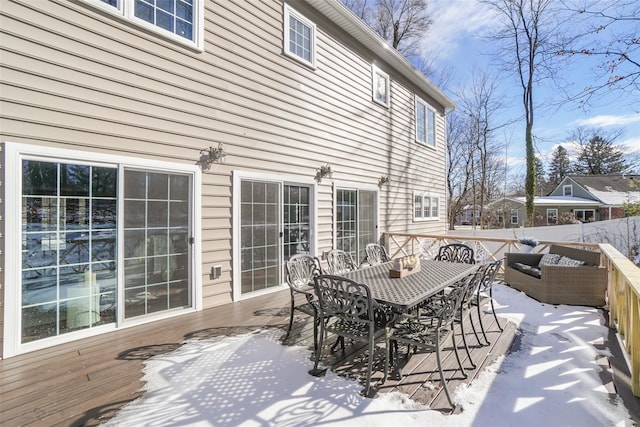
top-left (0, 0), bottom-right (454, 357)
top-left (487, 174), bottom-right (640, 228)
top-left (549, 175), bottom-right (640, 221)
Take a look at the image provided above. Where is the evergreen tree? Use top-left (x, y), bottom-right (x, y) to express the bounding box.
top-left (573, 134), bottom-right (627, 175)
top-left (548, 145), bottom-right (571, 186)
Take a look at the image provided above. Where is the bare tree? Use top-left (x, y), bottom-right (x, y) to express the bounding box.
top-left (483, 0), bottom-right (565, 226)
top-left (456, 69), bottom-right (508, 229)
top-left (446, 110), bottom-right (474, 230)
top-left (343, 0), bottom-right (431, 57)
top-left (558, 1), bottom-right (640, 107)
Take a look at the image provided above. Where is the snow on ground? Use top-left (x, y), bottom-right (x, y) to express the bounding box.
top-left (104, 285), bottom-right (634, 426)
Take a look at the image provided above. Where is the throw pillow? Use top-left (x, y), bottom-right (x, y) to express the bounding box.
top-left (539, 253), bottom-right (562, 266)
top-left (556, 256), bottom-right (585, 267)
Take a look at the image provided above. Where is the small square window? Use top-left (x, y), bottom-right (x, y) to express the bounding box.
top-left (284, 5), bottom-right (316, 68)
top-left (563, 185), bottom-right (573, 196)
top-left (372, 66), bottom-right (389, 107)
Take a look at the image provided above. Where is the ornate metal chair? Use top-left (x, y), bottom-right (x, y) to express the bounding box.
top-left (326, 249), bottom-right (358, 275)
top-left (389, 276), bottom-right (469, 408)
top-left (310, 274), bottom-right (390, 396)
top-left (473, 259), bottom-right (504, 344)
top-left (435, 243), bottom-right (475, 264)
top-left (362, 243), bottom-right (391, 267)
top-left (284, 254), bottom-right (322, 350)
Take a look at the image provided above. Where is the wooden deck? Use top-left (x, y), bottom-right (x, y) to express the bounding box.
top-left (1, 286), bottom-right (517, 426)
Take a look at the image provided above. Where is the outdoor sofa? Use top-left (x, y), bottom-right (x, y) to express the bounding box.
top-left (504, 244), bottom-right (608, 307)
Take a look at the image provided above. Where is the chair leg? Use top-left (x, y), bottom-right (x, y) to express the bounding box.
top-left (285, 293), bottom-right (295, 339)
top-left (436, 339), bottom-right (455, 409)
top-left (309, 321), bottom-right (327, 377)
top-left (458, 314), bottom-right (476, 369)
top-left (489, 284), bottom-right (503, 331)
top-left (450, 328), bottom-right (467, 379)
top-left (364, 341), bottom-right (373, 395)
top-left (468, 309), bottom-right (485, 347)
top-left (476, 293), bottom-right (491, 345)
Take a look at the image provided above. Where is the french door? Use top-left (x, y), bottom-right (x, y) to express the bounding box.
top-left (236, 176), bottom-right (313, 298)
top-left (336, 188), bottom-right (378, 263)
top-left (18, 157), bottom-right (195, 347)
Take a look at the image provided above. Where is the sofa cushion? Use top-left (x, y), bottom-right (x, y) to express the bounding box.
top-left (511, 262), bottom-right (542, 279)
top-left (539, 253), bottom-right (562, 266)
top-left (556, 256), bottom-right (585, 267)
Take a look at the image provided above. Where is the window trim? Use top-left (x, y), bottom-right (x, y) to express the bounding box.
top-left (283, 4), bottom-right (317, 68)
top-left (413, 192), bottom-right (440, 221)
top-left (415, 96), bottom-right (436, 147)
top-left (332, 183), bottom-right (380, 261)
top-left (3, 142), bottom-right (202, 358)
top-left (563, 184), bottom-right (573, 196)
top-left (546, 208), bottom-right (558, 225)
top-left (81, 0), bottom-right (205, 51)
top-left (371, 65), bottom-right (390, 107)
top-left (232, 170), bottom-right (318, 302)
top-left (574, 208), bottom-right (596, 222)
top-left (510, 209), bottom-right (519, 225)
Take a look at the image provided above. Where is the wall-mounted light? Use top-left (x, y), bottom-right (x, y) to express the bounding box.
top-left (200, 143), bottom-right (226, 169)
top-left (378, 175), bottom-right (390, 187)
top-left (315, 164), bottom-right (332, 183)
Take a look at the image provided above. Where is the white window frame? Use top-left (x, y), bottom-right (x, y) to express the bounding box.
top-left (283, 4), bottom-right (317, 68)
top-left (232, 170), bottom-right (318, 302)
top-left (574, 209), bottom-right (595, 222)
top-left (371, 65), bottom-right (390, 107)
top-left (414, 193), bottom-right (440, 221)
top-left (510, 209), bottom-right (519, 225)
top-left (82, 0), bottom-right (205, 50)
top-left (3, 142), bottom-right (202, 358)
top-left (546, 208), bottom-right (558, 224)
top-left (563, 185), bottom-right (573, 196)
top-left (332, 182), bottom-right (380, 262)
top-left (415, 96), bottom-right (436, 147)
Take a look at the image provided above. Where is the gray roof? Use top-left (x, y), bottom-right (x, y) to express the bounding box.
top-left (565, 174), bottom-right (640, 205)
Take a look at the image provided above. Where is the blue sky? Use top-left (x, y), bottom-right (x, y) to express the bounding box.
top-left (424, 0), bottom-right (640, 177)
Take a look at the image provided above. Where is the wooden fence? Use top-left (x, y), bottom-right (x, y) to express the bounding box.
top-left (383, 232), bottom-right (640, 396)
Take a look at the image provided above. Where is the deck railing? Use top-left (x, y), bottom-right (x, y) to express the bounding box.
top-left (383, 232), bottom-right (640, 396)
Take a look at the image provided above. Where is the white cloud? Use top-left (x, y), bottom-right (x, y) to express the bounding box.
top-left (572, 113), bottom-right (640, 128)
top-left (424, 0), bottom-right (498, 59)
top-left (621, 136), bottom-right (640, 154)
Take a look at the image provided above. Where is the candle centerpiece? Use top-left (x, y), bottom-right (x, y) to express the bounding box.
top-left (389, 254), bottom-right (421, 278)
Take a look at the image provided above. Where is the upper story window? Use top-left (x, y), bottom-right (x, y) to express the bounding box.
top-left (284, 5), bottom-right (316, 68)
top-left (88, 0), bottom-right (203, 49)
top-left (372, 66), bottom-right (390, 107)
top-left (414, 193), bottom-right (439, 221)
top-left (563, 185), bottom-right (573, 196)
top-left (415, 97), bottom-right (436, 147)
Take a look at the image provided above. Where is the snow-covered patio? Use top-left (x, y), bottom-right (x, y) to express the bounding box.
top-left (104, 284), bottom-right (634, 426)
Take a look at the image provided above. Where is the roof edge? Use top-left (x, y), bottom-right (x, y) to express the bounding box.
top-left (302, 0), bottom-right (456, 111)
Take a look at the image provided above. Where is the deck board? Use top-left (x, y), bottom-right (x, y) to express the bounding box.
top-left (1, 286), bottom-right (519, 426)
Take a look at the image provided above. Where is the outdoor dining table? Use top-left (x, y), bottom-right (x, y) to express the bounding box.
top-left (341, 259), bottom-right (479, 313)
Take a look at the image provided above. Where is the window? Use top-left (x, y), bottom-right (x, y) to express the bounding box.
top-left (88, 0), bottom-right (203, 49)
top-left (415, 97), bottom-right (436, 147)
top-left (547, 208), bottom-right (558, 225)
top-left (284, 5), bottom-right (316, 67)
top-left (563, 185), bottom-right (573, 196)
top-left (233, 173), bottom-right (316, 299)
top-left (5, 143), bottom-right (200, 357)
top-left (372, 66), bottom-right (389, 107)
top-left (510, 209), bottom-right (519, 225)
top-left (574, 209), bottom-right (595, 222)
top-left (336, 188), bottom-right (378, 263)
top-left (414, 193), bottom-right (439, 220)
